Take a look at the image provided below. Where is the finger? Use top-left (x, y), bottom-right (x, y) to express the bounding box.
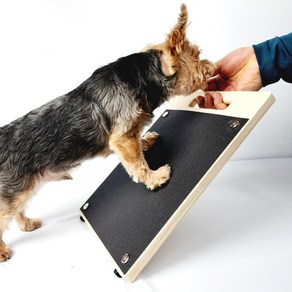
top-left (204, 92), bottom-right (215, 108)
top-left (196, 95), bottom-right (206, 108)
top-left (212, 92), bottom-right (228, 110)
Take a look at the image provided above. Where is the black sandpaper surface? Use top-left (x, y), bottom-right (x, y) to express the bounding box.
top-left (81, 110), bottom-right (248, 274)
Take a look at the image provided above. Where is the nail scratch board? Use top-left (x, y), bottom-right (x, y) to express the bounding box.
top-left (80, 92), bottom-right (275, 282)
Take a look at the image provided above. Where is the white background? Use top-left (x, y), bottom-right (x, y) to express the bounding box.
top-left (0, 0), bottom-right (291, 159)
top-left (0, 1), bottom-right (292, 291)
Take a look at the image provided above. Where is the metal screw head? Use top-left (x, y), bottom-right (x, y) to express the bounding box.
top-left (83, 203), bottom-right (89, 210)
top-left (121, 253), bottom-right (130, 264)
top-left (162, 111), bottom-right (169, 118)
top-left (229, 120), bottom-right (240, 128)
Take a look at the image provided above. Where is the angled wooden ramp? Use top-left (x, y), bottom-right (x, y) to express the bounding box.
top-left (80, 92), bottom-right (275, 282)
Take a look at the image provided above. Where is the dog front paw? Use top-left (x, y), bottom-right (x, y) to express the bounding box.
top-left (146, 164), bottom-right (171, 190)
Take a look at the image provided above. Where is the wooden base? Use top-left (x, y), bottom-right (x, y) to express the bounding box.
top-left (80, 91), bottom-right (275, 282)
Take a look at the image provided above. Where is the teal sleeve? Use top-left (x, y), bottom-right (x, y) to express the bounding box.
top-left (253, 33), bottom-right (292, 86)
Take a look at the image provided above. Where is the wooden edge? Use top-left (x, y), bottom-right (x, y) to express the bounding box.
top-left (168, 91), bottom-right (275, 119)
top-left (123, 92), bottom-right (275, 282)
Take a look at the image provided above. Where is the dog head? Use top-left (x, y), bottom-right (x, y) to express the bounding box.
top-left (148, 4), bottom-right (216, 96)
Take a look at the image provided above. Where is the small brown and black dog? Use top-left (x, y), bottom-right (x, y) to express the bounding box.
top-left (0, 4), bottom-right (215, 261)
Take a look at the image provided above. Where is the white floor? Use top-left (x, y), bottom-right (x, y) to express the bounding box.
top-left (1, 157), bottom-right (292, 292)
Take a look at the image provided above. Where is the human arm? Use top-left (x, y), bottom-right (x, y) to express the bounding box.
top-left (253, 32), bottom-right (292, 86)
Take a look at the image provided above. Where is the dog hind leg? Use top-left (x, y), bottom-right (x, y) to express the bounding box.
top-left (15, 211), bottom-right (42, 232)
top-left (0, 178), bottom-right (41, 261)
top-left (0, 209), bottom-right (41, 262)
top-left (14, 182), bottom-right (42, 232)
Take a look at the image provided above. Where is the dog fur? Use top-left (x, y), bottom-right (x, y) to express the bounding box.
top-left (0, 4), bottom-right (215, 261)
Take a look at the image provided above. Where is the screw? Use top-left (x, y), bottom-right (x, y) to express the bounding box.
top-left (83, 203), bottom-right (89, 210)
top-left (162, 111), bottom-right (169, 118)
top-left (121, 253), bottom-right (130, 264)
top-left (229, 120), bottom-right (240, 128)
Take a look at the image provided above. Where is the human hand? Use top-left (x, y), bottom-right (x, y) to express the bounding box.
top-left (208, 47), bottom-right (262, 91)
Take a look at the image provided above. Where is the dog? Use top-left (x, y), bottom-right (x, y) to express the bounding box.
top-left (0, 3), bottom-right (215, 261)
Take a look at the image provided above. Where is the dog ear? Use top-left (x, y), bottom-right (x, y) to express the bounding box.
top-left (166, 4), bottom-right (188, 56)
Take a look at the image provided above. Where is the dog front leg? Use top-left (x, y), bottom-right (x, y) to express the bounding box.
top-left (109, 133), bottom-right (171, 190)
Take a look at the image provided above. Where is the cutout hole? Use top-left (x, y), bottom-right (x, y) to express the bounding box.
top-left (189, 98), bottom-right (198, 108)
top-left (189, 94), bottom-right (229, 110)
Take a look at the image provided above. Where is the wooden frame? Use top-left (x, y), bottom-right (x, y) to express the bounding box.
top-left (80, 91), bottom-right (275, 282)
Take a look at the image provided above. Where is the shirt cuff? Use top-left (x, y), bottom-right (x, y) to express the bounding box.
top-left (253, 38), bottom-right (281, 87)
